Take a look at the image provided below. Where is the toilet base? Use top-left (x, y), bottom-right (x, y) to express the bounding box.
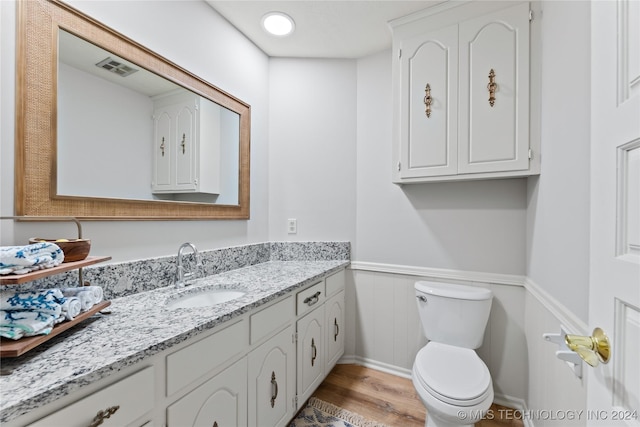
top-left (425, 412), bottom-right (473, 427)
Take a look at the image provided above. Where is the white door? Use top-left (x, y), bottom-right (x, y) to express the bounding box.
top-left (588, 1), bottom-right (640, 425)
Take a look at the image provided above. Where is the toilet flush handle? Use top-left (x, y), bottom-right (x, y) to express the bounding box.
top-left (417, 295), bottom-right (427, 303)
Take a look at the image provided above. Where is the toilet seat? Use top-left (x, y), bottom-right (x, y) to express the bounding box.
top-left (414, 342), bottom-right (492, 407)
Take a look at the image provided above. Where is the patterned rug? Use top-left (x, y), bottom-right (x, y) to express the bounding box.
top-left (289, 397), bottom-right (390, 427)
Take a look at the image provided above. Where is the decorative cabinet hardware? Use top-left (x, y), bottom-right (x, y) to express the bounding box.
top-left (487, 69), bottom-right (497, 107)
top-left (88, 405), bottom-right (120, 427)
top-left (160, 137), bottom-right (165, 157)
top-left (311, 338), bottom-right (317, 366)
top-left (334, 318), bottom-right (339, 342)
top-left (270, 371), bottom-right (279, 408)
top-left (213, 422), bottom-right (218, 427)
top-left (424, 83), bottom-right (433, 118)
top-left (565, 327), bottom-right (611, 367)
top-left (181, 133), bottom-right (186, 154)
top-left (304, 291), bottom-right (321, 306)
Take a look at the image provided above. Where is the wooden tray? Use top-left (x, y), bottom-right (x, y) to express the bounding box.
top-left (0, 256), bottom-right (112, 285)
top-left (0, 301), bottom-right (111, 357)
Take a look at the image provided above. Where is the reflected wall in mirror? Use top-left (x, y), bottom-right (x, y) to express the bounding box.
top-left (16, 0), bottom-right (250, 219)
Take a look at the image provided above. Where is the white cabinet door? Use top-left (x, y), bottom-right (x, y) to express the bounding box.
top-left (325, 290), bottom-right (345, 371)
top-left (152, 110), bottom-right (173, 190)
top-left (174, 102), bottom-right (196, 190)
top-left (296, 306), bottom-right (325, 409)
top-left (248, 325), bottom-right (296, 427)
top-left (399, 25), bottom-right (458, 178)
top-left (166, 357), bottom-right (248, 427)
top-left (458, 2), bottom-right (530, 174)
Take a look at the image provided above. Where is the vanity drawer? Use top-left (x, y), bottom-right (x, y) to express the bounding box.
top-left (28, 366), bottom-right (154, 427)
top-left (250, 296), bottom-right (294, 344)
top-left (166, 319), bottom-right (248, 395)
top-left (325, 269), bottom-right (345, 297)
top-left (296, 281), bottom-right (324, 316)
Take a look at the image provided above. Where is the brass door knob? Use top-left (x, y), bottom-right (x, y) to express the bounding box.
top-left (565, 327), bottom-right (611, 367)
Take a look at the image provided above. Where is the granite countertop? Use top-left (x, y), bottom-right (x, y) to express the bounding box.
top-left (0, 260), bottom-right (349, 423)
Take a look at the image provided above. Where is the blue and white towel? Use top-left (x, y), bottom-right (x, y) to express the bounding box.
top-left (0, 288), bottom-right (65, 317)
top-left (0, 310), bottom-right (57, 340)
top-left (0, 242), bottom-right (64, 275)
top-left (0, 289), bottom-right (83, 339)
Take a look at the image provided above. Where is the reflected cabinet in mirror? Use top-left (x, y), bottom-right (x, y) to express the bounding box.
top-left (15, 0), bottom-right (250, 219)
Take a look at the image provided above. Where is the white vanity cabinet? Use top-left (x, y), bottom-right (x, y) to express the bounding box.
top-left (166, 357), bottom-right (248, 427)
top-left (152, 90), bottom-right (221, 194)
top-left (26, 366), bottom-right (155, 427)
top-left (391, 1), bottom-right (538, 183)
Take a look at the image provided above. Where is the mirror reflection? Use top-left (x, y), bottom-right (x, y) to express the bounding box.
top-left (57, 30), bottom-right (240, 205)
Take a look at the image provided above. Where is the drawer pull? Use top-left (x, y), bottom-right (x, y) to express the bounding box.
top-left (424, 83), bottom-right (432, 118)
top-left (88, 405), bottom-right (120, 427)
top-left (334, 318), bottom-right (339, 342)
top-left (213, 422), bottom-right (218, 427)
top-left (270, 371), bottom-right (279, 408)
top-left (311, 338), bottom-right (317, 366)
top-left (304, 291), bottom-right (321, 306)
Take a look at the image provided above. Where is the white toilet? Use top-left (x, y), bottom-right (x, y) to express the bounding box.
top-left (412, 280), bottom-right (494, 427)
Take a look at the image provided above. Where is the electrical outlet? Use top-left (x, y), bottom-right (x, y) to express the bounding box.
top-left (287, 218), bottom-right (297, 234)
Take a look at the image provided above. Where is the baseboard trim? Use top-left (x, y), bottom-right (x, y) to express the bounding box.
top-left (349, 261), bottom-right (525, 287)
top-left (493, 394), bottom-right (534, 427)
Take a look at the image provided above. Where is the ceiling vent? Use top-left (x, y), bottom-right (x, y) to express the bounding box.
top-left (95, 57), bottom-right (139, 77)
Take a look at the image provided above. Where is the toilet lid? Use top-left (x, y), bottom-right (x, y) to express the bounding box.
top-left (415, 342), bottom-right (491, 405)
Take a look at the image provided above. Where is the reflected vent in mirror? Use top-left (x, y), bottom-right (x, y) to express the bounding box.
top-left (95, 57), bottom-right (138, 77)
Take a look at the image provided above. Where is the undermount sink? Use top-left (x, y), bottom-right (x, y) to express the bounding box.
top-left (166, 288), bottom-right (246, 310)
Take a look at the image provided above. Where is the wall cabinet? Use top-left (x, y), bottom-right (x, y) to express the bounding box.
top-left (391, 1), bottom-right (539, 183)
top-left (152, 90), bottom-right (221, 194)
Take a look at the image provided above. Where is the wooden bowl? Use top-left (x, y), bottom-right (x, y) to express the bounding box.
top-left (29, 238), bottom-right (91, 263)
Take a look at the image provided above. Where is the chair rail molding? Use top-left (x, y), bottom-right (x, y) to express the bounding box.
top-left (349, 261), bottom-right (525, 287)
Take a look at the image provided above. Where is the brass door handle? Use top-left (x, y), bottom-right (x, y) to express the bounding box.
top-left (424, 83), bottom-right (432, 118)
top-left (565, 327), bottom-right (611, 367)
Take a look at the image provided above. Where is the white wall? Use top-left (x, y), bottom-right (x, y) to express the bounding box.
top-left (268, 58), bottom-right (357, 243)
top-left (526, 0), bottom-right (591, 323)
top-left (0, 0), bottom-right (271, 262)
top-left (355, 50), bottom-right (528, 275)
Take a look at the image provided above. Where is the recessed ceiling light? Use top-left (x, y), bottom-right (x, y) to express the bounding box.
top-left (262, 12), bottom-right (295, 36)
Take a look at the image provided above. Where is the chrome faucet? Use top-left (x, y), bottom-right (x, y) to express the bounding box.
top-left (176, 242), bottom-right (201, 287)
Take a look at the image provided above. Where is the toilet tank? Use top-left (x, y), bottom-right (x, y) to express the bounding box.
top-left (415, 281), bottom-right (492, 349)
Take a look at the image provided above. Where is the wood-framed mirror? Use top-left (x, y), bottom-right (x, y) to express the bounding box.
top-left (15, 0), bottom-right (250, 220)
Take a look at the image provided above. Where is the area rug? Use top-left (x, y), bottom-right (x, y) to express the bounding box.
top-left (289, 397), bottom-right (390, 427)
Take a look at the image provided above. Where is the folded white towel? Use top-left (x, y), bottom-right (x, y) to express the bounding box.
top-left (61, 287), bottom-right (101, 311)
top-left (0, 242), bottom-right (64, 275)
top-left (60, 296), bottom-right (81, 321)
top-left (0, 310), bottom-right (56, 340)
top-left (62, 286), bottom-right (103, 304)
top-left (0, 289), bottom-right (64, 317)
